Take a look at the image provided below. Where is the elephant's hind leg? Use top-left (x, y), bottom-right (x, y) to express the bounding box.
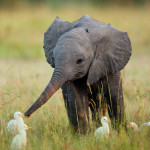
top-left (104, 72), bottom-right (126, 131)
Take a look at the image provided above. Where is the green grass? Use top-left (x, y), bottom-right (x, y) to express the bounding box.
top-left (0, 4), bottom-right (150, 150)
top-left (0, 56), bottom-right (150, 150)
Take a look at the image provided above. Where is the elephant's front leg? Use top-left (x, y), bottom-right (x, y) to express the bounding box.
top-left (104, 72), bottom-right (126, 130)
top-left (62, 81), bottom-right (89, 134)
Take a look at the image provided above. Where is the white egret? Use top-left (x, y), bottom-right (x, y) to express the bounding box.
top-left (10, 124), bottom-right (31, 150)
top-left (7, 112), bottom-right (24, 135)
top-left (127, 121), bottom-right (150, 132)
top-left (126, 122), bottom-right (139, 132)
top-left (94, 116), bottom-right (110, 140)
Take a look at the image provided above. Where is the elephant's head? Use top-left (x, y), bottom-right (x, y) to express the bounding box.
top-left (24, 16), bottom-right (131, 117)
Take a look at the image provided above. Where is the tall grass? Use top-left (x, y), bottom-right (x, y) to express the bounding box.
top-left (0, 56), bottom-right (150, 149)
top-left (0, 4), bottom-right (150, 150)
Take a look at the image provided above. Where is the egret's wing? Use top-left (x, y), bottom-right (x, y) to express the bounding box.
top-left (139, 122), bottom-right (150, 131)
top-left (7, 119), bottom-right (18, 135)
top-left (94, 127), bottom-right (100, 136)
top-left (19, 118), bottom-right (24, 124)
top-left (145, 122), bottom-right (150, 126)
top-left (11, 135), bottom-right (21, 150)
top-left (94, 127), bottom-right (104, 140)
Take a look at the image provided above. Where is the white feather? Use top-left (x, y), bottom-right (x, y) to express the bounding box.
top-left (7, 112), bottom-right (24, 135)
top-left (11, 124), bottom-right (29, 150)
top-left (94, 116), bottom-right (109, 140)
top-left (139, 121), bottom-right (150, 131)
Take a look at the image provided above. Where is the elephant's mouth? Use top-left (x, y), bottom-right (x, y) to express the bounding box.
top-left (64, 80), bottom-right (71, 85)
top-left (75, 72), bottom-right (84, 78)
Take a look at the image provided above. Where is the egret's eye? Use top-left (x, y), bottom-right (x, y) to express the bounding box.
top-left (76, 58), bottom-right (84, 64)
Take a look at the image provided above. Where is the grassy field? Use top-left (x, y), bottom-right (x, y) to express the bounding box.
top-left (0, 4), bottom-right (150, 150)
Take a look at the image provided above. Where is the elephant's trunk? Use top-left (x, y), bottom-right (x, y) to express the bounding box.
top-left (24, 68), bottom-right (65, 117)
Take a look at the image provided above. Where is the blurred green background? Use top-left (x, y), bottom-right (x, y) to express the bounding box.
top-left (0, 0), bottom-right (150, 60)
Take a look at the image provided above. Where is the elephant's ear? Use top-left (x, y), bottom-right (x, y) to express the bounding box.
top-left (87, 24), bottom-right (132, 85)
top-left (44, 17), bottom-right (71, 68)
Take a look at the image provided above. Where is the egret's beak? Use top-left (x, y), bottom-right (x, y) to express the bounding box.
top-left (126, 123), bottom-right (131, 127)
top-left (21, 114), bottom-right (25, 117)
top-left (27, 126), bottom-right (32, 129)
top-left (107, 119), bottom-right (110, 123)
top-left (19, 113), bottom-right (24, 117)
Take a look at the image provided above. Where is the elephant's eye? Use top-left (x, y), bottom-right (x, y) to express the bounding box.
top-left (76, 58), bottom-right (84, 64)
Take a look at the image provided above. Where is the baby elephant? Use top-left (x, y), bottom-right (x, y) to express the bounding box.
top-left (24, 15), bottom-right (132, 134)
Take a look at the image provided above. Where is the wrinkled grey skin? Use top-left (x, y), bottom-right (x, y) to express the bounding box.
top-left (24, 15), bottom-right (132, 134)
